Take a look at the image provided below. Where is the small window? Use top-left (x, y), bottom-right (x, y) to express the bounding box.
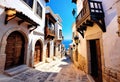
top-left (59, 29), bottom-right (62, 38)
top-left (48, 21), bottom-right (54, 30)
top-left (23, 0), bottom-right (34, 8)
top-left (58, 44), bottom-right (60, 51)
top-left (36, 2), bottom-right (42, 18)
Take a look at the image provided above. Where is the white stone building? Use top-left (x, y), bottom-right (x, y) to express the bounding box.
top-left (54, 14), bottom-right (63, 58)
top-left (45, 7), bottom-right (63, 62)
top-left (72, 0), bottom-right (120, 82)
top-left (0, 0), bottom-right (49, 73)
top-left (44, 6), bottom-right (56, 62)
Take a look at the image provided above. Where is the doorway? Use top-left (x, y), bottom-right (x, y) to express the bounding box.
top-left (89, 39), bottom-right (102, 82)
top-left (34, 40), bottom-right (42, 65)
top-left (46, 42), bottom-right (50, 58)
top-left (5, 31), bottom-right (25, 70)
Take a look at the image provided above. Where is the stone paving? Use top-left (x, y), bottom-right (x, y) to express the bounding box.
top-left (0, 56), bottom-right (91, 82)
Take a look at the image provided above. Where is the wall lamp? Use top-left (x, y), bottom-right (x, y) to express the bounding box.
top-left (74, 36), bottom-right (79, 45)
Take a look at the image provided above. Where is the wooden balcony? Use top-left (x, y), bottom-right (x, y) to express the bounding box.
top-left (76, 0), bottom-right (106, 37)
top-left (45, 13), bottom-right (56, 40)
top-left (45, 27), bottom-right (55, 40)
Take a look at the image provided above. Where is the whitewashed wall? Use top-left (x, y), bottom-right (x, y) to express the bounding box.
top-left (99, 0), bottom-right (120, 71)
top-left (0, 0), bottom-right (46, 70)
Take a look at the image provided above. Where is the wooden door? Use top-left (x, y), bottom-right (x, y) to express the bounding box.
top-left (96, 40), bottom-right (102, 82)
top-left (89, 40), bottom-right (102, 82)
top-left (54, 46), bottom-right (56, 56)
top-left (46, 42), bottom-right (50, 58)
top-left (34, 41), bottom-right (42, 65)
top-left (5, 31), bottom-right (24, 70)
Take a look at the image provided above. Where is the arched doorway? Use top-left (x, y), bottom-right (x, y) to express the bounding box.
top-left (46, 42), bottom-right (50, 58)
top-left (5, 31), bottom-right (25, 70)
top-left (34, 40), bottom-right (42, 65)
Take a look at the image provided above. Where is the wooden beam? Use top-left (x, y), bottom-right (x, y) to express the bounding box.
top-left (27, 25), bottom-right (33, 29)
top-left (77, 28), bottom-right (84, 38)
top-left (80, 25), bottom-right (87, 31)
top-left (79, 30), bottom-right (84, 38)
top-left (86, 20), bottom-right (93, 26)
top-left (18, 20), bottom-right (25, 25)
top-left (5, 14), bottom-right (16, 24)
top-left (92, 18), bottom-right (106, 32)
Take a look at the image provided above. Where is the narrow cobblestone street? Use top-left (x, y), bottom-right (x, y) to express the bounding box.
top-left (0, 56), bottom-right (90, 82)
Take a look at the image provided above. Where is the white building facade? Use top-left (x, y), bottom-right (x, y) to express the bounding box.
top-left (54, 14), bottom-right (63, 58)
top-left (0, 0), bottom-right (49, 73)
top-left (44, 6), bottom-right (56, 62)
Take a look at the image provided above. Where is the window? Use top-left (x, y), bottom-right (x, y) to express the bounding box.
top-left (58, 44), bottom-right (60, 51)
top-left (48, 21), bottom-right (54, 30)
top-left (23, 0), bottom-right (34, 8)
top-left (59, 29), bottom-right (62, 38)
top-left (36, 2), bottom-right (42, 18)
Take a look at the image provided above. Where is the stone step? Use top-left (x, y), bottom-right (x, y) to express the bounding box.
top-left (87, 74), bottom-right (95, 82)
top-left (46, 58), bottom-right (53, 63)
top-left (4, 65), bottom-right (29, 76)
top-left (34, 62), bottom-right (44, 68)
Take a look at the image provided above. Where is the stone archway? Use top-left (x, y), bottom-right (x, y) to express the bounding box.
top-left (34, 40), bottom-right (43, 65)
top-left (5, 31), bottom-right (25, 70)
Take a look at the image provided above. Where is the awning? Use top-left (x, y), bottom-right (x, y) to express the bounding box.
top-left (5, 7), bottom-right (39, 31)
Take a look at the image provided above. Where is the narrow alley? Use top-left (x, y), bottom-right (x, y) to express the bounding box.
top-left (0, 56), bottom-right (90, 82)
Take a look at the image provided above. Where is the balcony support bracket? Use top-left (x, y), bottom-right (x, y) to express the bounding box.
top-left (92, 18), bottom-right (106, 32)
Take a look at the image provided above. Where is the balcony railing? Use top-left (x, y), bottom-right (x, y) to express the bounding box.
top-left (45, 13), bottom-right (56, 40)
top-left (45, 26), bottom-right (55, 40)
top-left (76, 0), bottom-right (106, 37)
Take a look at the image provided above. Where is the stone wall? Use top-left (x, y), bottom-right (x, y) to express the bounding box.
top-left (103, 67), bottom-right (120, 82)
top-left (77, 53), bottom-right (86, 72)
top-left (72, 50), bottom-right (87, 72)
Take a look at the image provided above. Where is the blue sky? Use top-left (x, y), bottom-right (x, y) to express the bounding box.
top-left (46, 0), bottom-right (76, 40)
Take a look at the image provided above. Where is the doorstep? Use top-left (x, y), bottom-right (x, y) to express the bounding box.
top-left (34, 62), bottom-right (45, 68)
top-left (87, 74), bottom-right (95, 82)
top-left (46, 58), bottom-right (53, 63)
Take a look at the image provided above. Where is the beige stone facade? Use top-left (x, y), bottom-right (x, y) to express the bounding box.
top-left (72, 0), bottom-right (120, 82)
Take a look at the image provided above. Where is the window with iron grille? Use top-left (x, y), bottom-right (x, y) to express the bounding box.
top-left (36, 2), bottom-right (42, 18)
top-left (23, 0), bottom-right (34, 8)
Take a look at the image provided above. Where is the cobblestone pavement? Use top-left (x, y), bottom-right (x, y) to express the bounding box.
top-left (0, 56), bottom-right (90, 82)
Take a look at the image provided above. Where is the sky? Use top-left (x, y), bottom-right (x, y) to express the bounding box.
top-left (46, 0), bottom-right (76, 40)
